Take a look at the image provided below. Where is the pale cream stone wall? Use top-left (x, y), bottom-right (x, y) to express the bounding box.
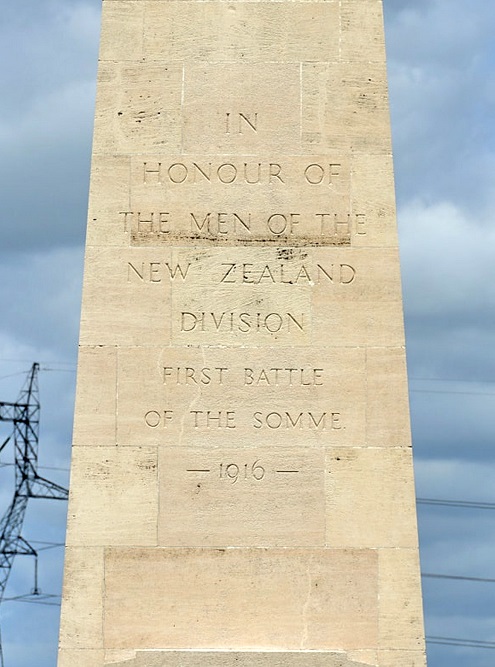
top-left (59, 0), bottom-right (427, 665)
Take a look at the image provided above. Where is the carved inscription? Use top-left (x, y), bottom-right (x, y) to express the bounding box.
top-left (116, 97), bottom-right (358, 462)
top-left (163, 367), bottom-right (229, 385)
top-left (162, 366), bottom-right (324, 386)
top-left (120, 154), bottom-right (368, 245)
top-left (126, 260), bottom-right (356, 287)
top-left (218, 262), bottom-right (355, 285)
top-left (219, 460), bottom-right (265, 482)
top-left (180, 311), bottom-right (305, 333)
top-left (225, 112), bottom-right (259, 134)
top-left (190, 411), bottom-right (237, 429)
top-left (186, 461), bottom-right (301, 484)
top-left (144, 410), bottom-right (173, 428)
top-left (127, 261), bottom-right (191, 282)
top-left (140, 160), bottom-right (347, 186)
top-left (143, 409), bottom-right (341, 431)
top-left (243, 368), bottom-right (323, 386)
top-left (120, 352), bottom-right (357, 445)
top-left (142, 161), bottom-right (284, 185)
top-left (303, 163), bottom-right (343, 184)
top-left (124, 209), bottom-right (365, 246)
top-left (139, 351), bottom-right (347, 440)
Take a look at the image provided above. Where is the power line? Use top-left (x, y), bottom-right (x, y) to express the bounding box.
top-left (40, 367), bottom-right (76, 373)
top-left (417, 498), bottom-right (495, 510)
top-left (427, 636), bottom-right (495, 649)
top-left (0, 372), bottom-right (30, 382)
top-left (0, 462), bottom-right (70, 473)
top-left (418, 495), bottom-right (495, 652)
top-left (408, 376), bottom-right (495, 395)
top-left (411, 388), bottom-right (495, 396)
top-left (0, 358), bottom-right (75, 366)
top-left (423, 573), bottom-right (495, 583)
top-left (29, 541), bottom-right (65, 552)
top-left (411, 377), bottom-right (495, 384)
top-left (2, 594), bottom-right (61, 607)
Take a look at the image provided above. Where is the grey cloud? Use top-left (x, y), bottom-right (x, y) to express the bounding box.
top-left (0, 82), bottom-right (95, 252)
top-left (384, 0), bottom-right (495, 210)
top-left (0, 1), bottom-right (99, 252)
top-left (400, 201), bottom-right (495, 321)
top-left (385, 0), bottom-right (495, 68)
top-left (0, 247), bottom-right (84, 355)
top-left (411, 403), bottom-right (495, 463)
top-left (0, 0), bottom-right (100, 119)
top-left (399, 200), bottom-right (495, 392)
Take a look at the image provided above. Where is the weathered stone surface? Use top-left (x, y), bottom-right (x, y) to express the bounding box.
top-left (378, 549), bottom-right (426, 651)
top-left (325, 447), bottom-right (418, 548)
top-left (103, 548), bottom-right (378, 650)
top-left (65, 446), bottom-right (158, 546)
top-left (58, 650), bottom-right (105, 667)
top-left (107, 650), bottom-right (377, 667)
top-left (59, 548), bottom-right (104, 650)
top-left (158, 446), bottom-right (326, 546)
top-left (58, 0), bottom-right (427, 665)
top-left (115, 345), bottom-right (366, 447)
top-left (71, 346), bottom-right (116, 447)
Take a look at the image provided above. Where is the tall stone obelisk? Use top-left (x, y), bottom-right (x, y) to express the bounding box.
top-left (58, 1), bottom-right (427, 666)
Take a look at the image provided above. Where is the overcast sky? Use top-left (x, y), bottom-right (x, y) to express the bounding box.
top-left (1, 1), bottom-right (495, 665)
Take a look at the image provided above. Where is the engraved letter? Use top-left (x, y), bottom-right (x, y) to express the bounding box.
top-left (165, 263), bottom-right (191, 281)
top-left (220, 264), bottom-right (237, 283)
top-left (239, 113), bottom-right (258, 133)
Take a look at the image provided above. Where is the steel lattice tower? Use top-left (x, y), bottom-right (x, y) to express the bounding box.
top-left (0, 364), bottom-right (69, 666)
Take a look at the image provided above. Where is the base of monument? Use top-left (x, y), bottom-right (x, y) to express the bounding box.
top-left (57, 648), bottom-right (427, 667)
top-left (106, 650), bottom-right (374, 667)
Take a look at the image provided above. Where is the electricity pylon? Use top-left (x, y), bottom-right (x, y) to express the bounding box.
top-left (0, 363), bottom-right (69, 666)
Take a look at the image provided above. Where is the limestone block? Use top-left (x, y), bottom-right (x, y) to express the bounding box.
top-left (377, 650), bottom-right (427, 667)
top-left (183, 63), bottom-right (301, 155)
top-left (311, 298), bottom-right (406, 348)
top-left (170, 271), bottom-right (311, 348)
top-left (58, 650), bottom-right (104, 667)
top-left (115, 345), bottom-right (366, 447)
top-left (103, 548), bottom-right (378, 650)
top-left (341, 0), bottom-right (386, 63)
top-left (378, 549), bottom-right (426, 651)
top-left (72, 346), bottom-right (116, 447)
top-left (59, 548), bottom-right (104, 650)
top-left (325, 447), bottom-right (419, 548)
top-left (366, 301), bottom-right (407, 347)
top-left (99, 2), bottom-right (144, 62)
top-left (93, 62), bottom-right (182, 154)
top-left (350, 153), bottom-right (398, 249)
top-left (366, 347), bottom-right (412, 446)
top-left (79, 247), bottom-right (172, 346)
top-left (302, 63), bottom-right (391, 154)
top-left (65, 446), bottom-right (158, 547)
top-left (158, 446), bottom-right (326, 546)
top-left (143, 2), bottom-right (340, 63)
top-left (86, 155), bottom-right (130, 248)
top-left (311, 248), bottom-right (403, 303)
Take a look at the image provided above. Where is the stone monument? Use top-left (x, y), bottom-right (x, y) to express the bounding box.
top-left (58, 1), bottom-right (427, 666)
